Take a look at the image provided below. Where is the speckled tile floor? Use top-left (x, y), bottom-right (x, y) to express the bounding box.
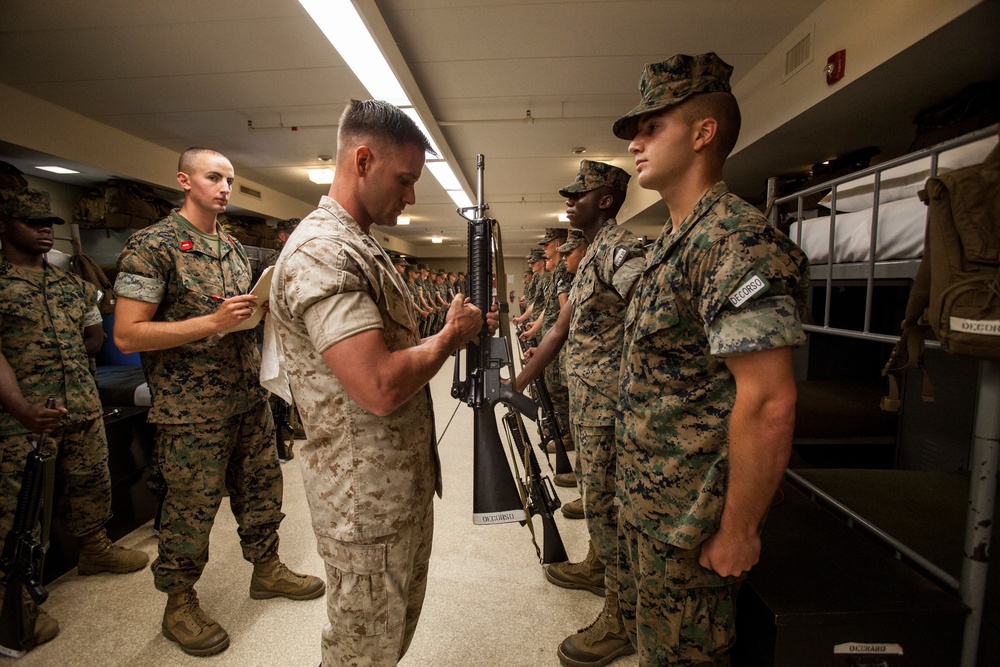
top-left (18, 365), bottom-right (637, 667)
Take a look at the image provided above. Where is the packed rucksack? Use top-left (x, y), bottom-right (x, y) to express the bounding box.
top-left (0, 161), bottom-right (29, 191)
top-left (74, 179), bottom-right (174, 229)
top-left (882, 136), bottom-right (1000, 410)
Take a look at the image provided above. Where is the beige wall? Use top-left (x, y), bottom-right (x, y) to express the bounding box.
top-left (618, 0), bottom-right (984, 226)
top-left (0, 82), bottom-right (315, 223)
top-left (733, 0), bottom-right (982, 154)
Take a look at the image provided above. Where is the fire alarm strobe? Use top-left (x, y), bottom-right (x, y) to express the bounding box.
top-left (826, 49), bottom-right (846, 85)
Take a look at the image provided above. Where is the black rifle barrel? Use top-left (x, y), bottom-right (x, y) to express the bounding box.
top-left (503, 411), bottom-right (567, 564)
top-left (459, 155), bottom-right (528, 525)
top-left (0, 397), bottom-right (56, 657)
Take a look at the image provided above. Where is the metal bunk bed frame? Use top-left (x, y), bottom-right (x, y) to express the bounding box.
top-left (766, 125), bottom-right (998, 667)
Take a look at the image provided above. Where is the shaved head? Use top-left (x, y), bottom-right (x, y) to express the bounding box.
top-left (681, 92), bottom-right (741, 162)
top-left (179, 147), bottom-right (228, 174)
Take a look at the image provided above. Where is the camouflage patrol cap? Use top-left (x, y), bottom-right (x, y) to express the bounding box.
top-left (527, 248), bottom-right (546, 263)
top-left (557, 229), bottom-right (588, 253)
top-left (537, 227), bottom-right (569, 245)
top-left (613, 52), bottom-right (734, 140)
top-left (0, 187), bottom-right (64, 223)
top-left (558, 160), bottom-right (631, 197)
top-left (276, 217), bottom-right (300, 234)
top-left (418, 263), bottom-right (430, 271)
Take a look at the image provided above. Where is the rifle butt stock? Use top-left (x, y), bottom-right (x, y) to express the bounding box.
top-left (0, 580), bottom-right (34, 657)
top-left (541, 512), bottom-right (568, 565)
top-left (472, 409), bottom-right (526, 525)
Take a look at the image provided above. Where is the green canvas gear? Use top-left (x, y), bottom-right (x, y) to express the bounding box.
top-left (0, 161), bottom-right (29, 192)
top-left (73, 187), bottom-right (108, 228)
top-left (70, 236), bottom-right (117, 316)
top-left (74, 179), bottom-right (167, 230)
top-left (882, 139), bottom-right (1000, 411)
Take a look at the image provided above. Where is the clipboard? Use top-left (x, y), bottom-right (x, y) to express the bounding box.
top-left (221, 265), bottom-right (273, 334)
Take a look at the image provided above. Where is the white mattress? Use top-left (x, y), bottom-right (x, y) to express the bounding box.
top-left (788, 196), bottom-right (927, 265)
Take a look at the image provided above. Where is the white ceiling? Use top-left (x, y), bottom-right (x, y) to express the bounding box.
top-left (0, 0), bottom-right (996, 258)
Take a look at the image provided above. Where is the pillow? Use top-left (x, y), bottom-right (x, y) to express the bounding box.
top-left (818, 136), bottom-right (997, 212)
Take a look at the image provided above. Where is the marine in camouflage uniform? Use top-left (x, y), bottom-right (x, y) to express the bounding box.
top-left (0, 187), bottom-right (147, 649)
top-left (527, 228), bottom-right (575, 459)
top-left (416, 264), bottom-right (435, 336)
top-left (114, 148), bottom-right (322, 657)
top-left (519, 268), bottom-right (532, 315)
top-left (268, 100), bottom-right (483, 667)
top-left (514, 248), bottom-right (545, 326)
top-left (515, 162), bottom-right (645, 667)
top-left (613, 54), bottom-right (809, 666)
top-left (404, 264), bottom-right (430, 330)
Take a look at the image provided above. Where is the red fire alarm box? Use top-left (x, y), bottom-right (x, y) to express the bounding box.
top-left (826, 49), bottom-right (846, 85)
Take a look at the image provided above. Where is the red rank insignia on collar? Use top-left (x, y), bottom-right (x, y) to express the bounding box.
top-left (180, 240), bottom-right (193, 251)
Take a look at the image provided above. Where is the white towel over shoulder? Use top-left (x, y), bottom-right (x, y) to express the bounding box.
top-left (260, 313), bottom-right (293, 404)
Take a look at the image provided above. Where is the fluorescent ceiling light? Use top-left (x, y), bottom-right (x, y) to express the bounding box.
top-left (431, 235), bottom-right (443, 244)
top-left (558, 213), bottom-right (570, 223)
top-left (426, 161), bottom-right (461, 191)
top-left (298, 0), bottom-right (410, 106)
top-left (447, 190), bottom-right (474, 209)
top-left (36, 165), bottom-right (79, 175)
top-left (308, 167), bottom-right (335, 184)
top-left (401, 108), bottom-right (442, 157)
top-left (397, 215), bottom-right (410, 225)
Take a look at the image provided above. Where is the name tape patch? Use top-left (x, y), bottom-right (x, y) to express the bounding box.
top-left (833, 642), bottom-right (904, 655)
top-left (728, 273), bottom-right (769, 310)
top-left (950, 317), bottom-right (1000, 336)
top-left (612, 246), bottom-right (629, 271)
top-left (473, 509), bottom-right (526, 525)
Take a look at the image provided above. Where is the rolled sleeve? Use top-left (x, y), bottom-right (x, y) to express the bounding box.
top-left (114, 271), bottom-right (165, 303)
top-left (305, 291), bottom-right (383, 353)
top-left (115, 241), bottom-right (168, 303)
top-left (285, 239), bottom-right (384, 354)
top-left (611, 256), bottom-right (645, 299)
top-left (83, 305), bottom-right (103, 328)
top-left (708, 295), bottom-right (805, 357)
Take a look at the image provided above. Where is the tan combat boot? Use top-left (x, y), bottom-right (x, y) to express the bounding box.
top-left (76, 527), bottom-right (149, 575)
top-left (553, 472), bottom-right (577, 488)
top-left (161, 588), bottom-right (230, 657)
top-left (544, 541), bottom-right (605, 596)
top-left (556, 592), bottom-right (635, 667)
top-left (546, 439), bottom-right (575, 453)
top-left (33, 609), bottom-right (60, 646)
top-left (561, 497), bottom-right (585, 519)
top-left (249, 557), bottom-right (325, 601)
top-left (0, 585), bottom-right (60, 648)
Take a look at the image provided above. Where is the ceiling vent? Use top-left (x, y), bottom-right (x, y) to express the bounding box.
top-left (239, 184), bottom-right (261, 199)
top-left (783, 27), bottom-right (813, 81)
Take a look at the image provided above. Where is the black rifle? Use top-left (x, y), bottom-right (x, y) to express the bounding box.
top-left (271, 396), bottom-right (295, 462)
top-left (501, 411), bottom-right (567, 564)
top-left (514, 331), bottom-right (572, 476)
top-left (451, 155), bottom-right (567, 564)
top-left (0, 398), bottom-right (57, 658)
